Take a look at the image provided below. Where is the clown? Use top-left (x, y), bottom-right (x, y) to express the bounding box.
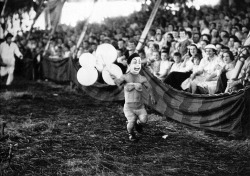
top-left (111, 53), bottom-right (156, 141)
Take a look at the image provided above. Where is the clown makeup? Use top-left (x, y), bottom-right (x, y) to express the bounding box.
top-left (129, 57), bottom-right (141, 74)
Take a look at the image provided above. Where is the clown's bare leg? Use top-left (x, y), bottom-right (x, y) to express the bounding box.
top-left (134, 109), bottom-right (147, 133)
top-left (126, 120), bottom-right (136, 140)
top-left (124, 106), bottom-right (138, 141)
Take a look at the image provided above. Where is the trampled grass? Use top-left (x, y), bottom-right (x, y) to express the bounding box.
top-left (0, 78), bottom-right (250, 176)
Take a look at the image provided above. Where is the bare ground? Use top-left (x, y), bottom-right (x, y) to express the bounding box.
top-left (0, 77), bottom-right (250, 176)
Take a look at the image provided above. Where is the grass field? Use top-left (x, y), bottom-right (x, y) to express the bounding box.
top-left (1, 78), bottom-right (250, 176)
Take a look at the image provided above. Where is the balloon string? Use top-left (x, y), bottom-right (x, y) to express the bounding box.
top-left (99, 54), bottom-right (112, 74)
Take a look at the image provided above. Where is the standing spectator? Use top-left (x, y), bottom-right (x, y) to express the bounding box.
top-left (154, 29), bottom-right (164, 50)
top-left (220, 32), bottom-right (230, 46)
top-left (192, 32), bottom-right (201, 44)
top-left (210, 28), bottom-right (220, 44)
top-left (162, 33), bottom-right (174, 53)
top-left (200, 19), bottom-right (210, 35)
top-left (117, 39), bottom-right (127, 55)
top-left (0, 33), bottom-right (23, 86)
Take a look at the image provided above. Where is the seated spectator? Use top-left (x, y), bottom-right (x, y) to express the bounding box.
top-left (49, 46), bottom-right (64, 60)
top-left (192, 32), bottom-right (201, 44)
top-left (169, 40), bottom-right (178, 59)
top-left (200, 19), bottom-right (210, 35)
top-left (63, 45), bottom-right (71, 58)
top-left (220, 33), bottom-right (230, 46)
top-left (138, 49), bottom-right (147, 65)
top-left (210, 28), bottom-right (220, 44)
top-left (232, 40), bottom-right (242, 56)
top-left (117, 39), bottom-right (127, 55)
top-left (190, 44), bottom-right (223, 94)
top-left (89, 42), bottom-right (97, 54)
top-left (201, 34), bottom-right (211, 43)
top-left (145, 42), bottom-right (159, 62)
top-left (162, 33), bottom-right (174, 52)
top-left (181, 54), bottom-right (202, 91)
top-left (164, 44), bottom-right (200, 90)
top-left (215, 51), bottom-right (236, 93)
top-left (148, 51), bottom-right (161, 75)
top-left (155, 50), bottom-right (173, 81)
top-left (68, 40), bottom-right (76, 56)
top-left (169, 52), bottom-right (182, 73)
top-left (55, 37), bottom-right (64, 51)
top-left (154, 29), bottom-right (164, 50)
top-left (199, 39), bottom-right (209, 57)
top-left (178, 28), bottom-right (192, 57)
top-left (228, 35), bottom-right (238, 51)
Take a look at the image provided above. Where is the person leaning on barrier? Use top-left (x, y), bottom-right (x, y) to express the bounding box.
top-left (224, 46), bottom-right (250, 92)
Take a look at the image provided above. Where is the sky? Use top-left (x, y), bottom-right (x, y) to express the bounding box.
top-left (31, 0), bottom-right (219, 30)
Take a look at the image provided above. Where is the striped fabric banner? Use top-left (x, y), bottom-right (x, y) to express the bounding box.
top-left (42, 58), bottom-right (250, 136)
top-left (141, 68), bottom-right (248, 135)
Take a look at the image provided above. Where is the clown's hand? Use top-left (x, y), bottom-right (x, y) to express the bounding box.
top-left (109, 72), bottom-right (116, 80)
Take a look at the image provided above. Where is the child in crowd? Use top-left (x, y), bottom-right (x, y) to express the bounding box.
top-left (232, 40), bottom-right (242, 56)
top-left (181, 54), bottom-right (202, 91)
top-left (169, 52), bottom-right (183, 73)
top-left (148, 51), bottom-right (161, 76)
top-left (110, 53), bottom-right (156, 141)
top-left (155, 50), bottom-right (174, 81)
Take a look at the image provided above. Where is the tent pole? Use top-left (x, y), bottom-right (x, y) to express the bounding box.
top-left (135, 0), bottom-right (162, 52)
top-left (43, 0), bottom-right (66, 56)
top-left (1, 0), bottom-right (8, 17)
top-left (73, 0), bottom-right (98, 59)
top-left (27, 0), bottom-right (45, 40)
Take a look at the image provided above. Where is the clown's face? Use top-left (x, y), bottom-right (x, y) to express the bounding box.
top-left (129, 57), bottom-right (141, 74)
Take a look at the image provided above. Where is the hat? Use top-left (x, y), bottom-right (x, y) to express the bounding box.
top-left (205, 44), bottom-right (217, 50)
top-left (5, 33), bottom-right (13, 39)
top-left (127, 53), bottom-right (140, 65)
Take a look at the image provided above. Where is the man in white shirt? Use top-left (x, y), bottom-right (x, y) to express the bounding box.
top-left (0, 33), bottom-right (23, 86)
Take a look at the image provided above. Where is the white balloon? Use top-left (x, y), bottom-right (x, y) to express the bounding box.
top-left (77, 67), bottom-right (98, 86)
top-left (95, 55), bottom-right (105, 72)
top-left (79, 53), bottom-right (96, 67)
top-left (102, 64), bottom-right (123, 85)
top-left (96, 44), bottom-right (117, 65)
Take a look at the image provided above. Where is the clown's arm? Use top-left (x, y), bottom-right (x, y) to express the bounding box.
top-left (110, 74), bottom-right (126, 87)
top-left (142, 76), bottom-right (156, 104)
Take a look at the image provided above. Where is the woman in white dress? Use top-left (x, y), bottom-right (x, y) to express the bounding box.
top-left (190, 44), bottom-right (224, 94)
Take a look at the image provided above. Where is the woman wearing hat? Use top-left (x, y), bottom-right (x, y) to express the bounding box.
top-left (0, 33), bottom-right (23, 86)
top-left (190, 44), bottom-right (224, 94)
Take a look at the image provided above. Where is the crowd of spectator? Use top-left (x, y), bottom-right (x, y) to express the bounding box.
top-left (3, 1), bottom-right (250, 94)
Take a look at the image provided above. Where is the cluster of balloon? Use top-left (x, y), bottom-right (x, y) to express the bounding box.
top-left (77, 53), bottom-right (98, 86)
top-left (77, 43), bottom-right (123, 86)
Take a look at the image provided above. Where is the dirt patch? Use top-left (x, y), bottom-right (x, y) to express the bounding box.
top-left (1, 78), bottom-right (250, 176)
